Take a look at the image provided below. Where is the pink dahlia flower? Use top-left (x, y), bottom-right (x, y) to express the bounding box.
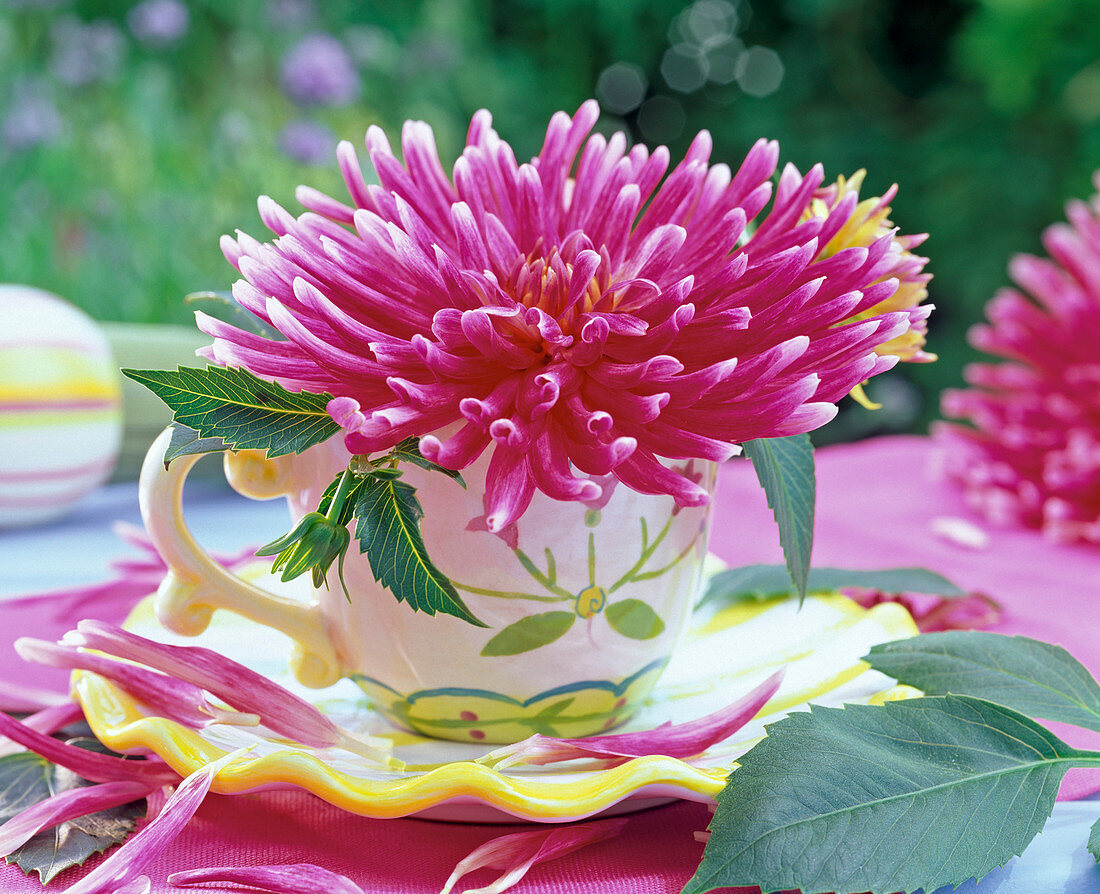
top-left (937, 172), bottom-right (1100, 545)
top-left (201, 101), bottom-right (925, 531)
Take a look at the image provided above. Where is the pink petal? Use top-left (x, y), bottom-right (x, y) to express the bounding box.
top-left (169, 863), bottom-right (363, 894)
top-left (0, 679), bottom-right (72, 713)
top-left (0, 711), bottom-right (177, 786)
top-left (440, 818), bottom-right (628, 894)
top-left (484, 669), bottom-right (784, 769)
top-left (20, 700), bottom-right (85, 736)
top-left (65, 623), bottom-right (393, 764)
top-left (15, 639), bottom-right (258, 731)
top-left (0, 780), bottom-right (155, 856)
top-left (62, 750), bottom-right (246, 894)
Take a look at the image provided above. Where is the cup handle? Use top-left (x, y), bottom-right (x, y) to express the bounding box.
top-left (139, 427), bottom-right (343, 688)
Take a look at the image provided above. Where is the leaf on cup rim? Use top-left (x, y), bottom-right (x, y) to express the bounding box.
top-left (120, 365), bottom-right (340, 458)
top-left (482, 669), bottom-right (783, 770)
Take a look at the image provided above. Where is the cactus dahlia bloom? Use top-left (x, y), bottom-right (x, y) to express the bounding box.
top-left (937, 173), bottom-right (1100, 545)
top-left (201, 101), bottom-right (927, 531)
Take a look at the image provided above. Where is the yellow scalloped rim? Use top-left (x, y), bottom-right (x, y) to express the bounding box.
top-left (73, 591), bottom-right (919, 821)
top-left (74, 673), bottom-right (726, 819)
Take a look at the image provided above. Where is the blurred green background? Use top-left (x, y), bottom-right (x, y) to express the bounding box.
top-left (3, 0), bottom-right (1100, 441)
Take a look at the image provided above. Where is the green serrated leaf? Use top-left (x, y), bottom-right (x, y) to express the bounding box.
top-left (701, 563), bottom-right (966, 606)
top-left (163, 422), bottom-right (228, 466)
top-left (866, 631), bottom-right (1100, 733)
top-left (605, 599), bottom-right (665, 640)
top-left (0, 743), bottom-right (146, 883)
top-left (184, 290), bottom-right (286, 340)
top-left (355, 477), bottom-right (486, 627)
top-left (686, 695), bottom-right (1100, 894)
top-left (742, 435), bottom-right (815, 603)
top-left (391, 437), bottom-right (466, 487)
top-left (1089, 815), bottom-right (1100, 863)
top-left (480, 611), bottom-right (575, 656)
top-left (121, 365), bottom-right (340, 458)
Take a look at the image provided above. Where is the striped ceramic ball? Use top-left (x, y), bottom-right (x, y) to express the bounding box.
top-left (0, 285), bottom-right (123, 527)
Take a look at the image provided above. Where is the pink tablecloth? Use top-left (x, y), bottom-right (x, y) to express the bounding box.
top-left (0, 434), bottom-right (1097, 892)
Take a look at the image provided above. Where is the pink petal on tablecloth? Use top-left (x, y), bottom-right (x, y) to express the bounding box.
top-left (61, 749), bottom-right (246, 894)
top-left (168, 862), bottom-right (363, 893)
top-left (0, 711), bottom-right (177, 786)
top-left (484, 669), bottom-right (784, 769)
top-left (0, 780), bottom-right (156, 856)
top-left (440, 818), bottom-right (628, 894)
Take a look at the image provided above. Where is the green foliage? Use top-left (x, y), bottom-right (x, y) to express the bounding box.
top-left (354, 475), bottom-right (486, 627)
top-left (122, 365), bottom-right (340, 458)
top-left (480, 611), bottom-right (575, 656)
top-left (701, 563), bottom-right (965, 606)
top-left (6, 0), bottom-right (1100, 429)
top-left (0, 743), bottom-right (146, 883)
top-left (1090, 816), bottom-right (1100, 863)
top-left (866, 631), bottom-right (1100, 732)
top-left (604, 598), bottom-right (665, 639)
top-left (742, 436), bottom-right (815, 602)
top-left (686, 695), bottom-right (1100, 894)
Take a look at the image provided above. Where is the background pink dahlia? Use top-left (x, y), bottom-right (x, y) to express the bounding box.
top-left (202, 101), bottom-right (927, 531)
top-left (937, 171), bottom-right (1100, 545)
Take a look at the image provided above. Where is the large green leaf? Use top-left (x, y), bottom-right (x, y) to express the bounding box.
top-left (741, 435), bottom-right (815, 602)
top-left (1089, 816), bottom-right (1100, 863)
top-left (480, 611), bottom-right (575, 656)
top-left (354, 477), bottom-right (486, 627)
top-left (0, 742), bottom-right (146, 883)
top-left (605, 599), bottom-right (665, 640)
top-left (701, 563), bottom-right (966, 606)
top-left (685, 696), bottom-right (1100, 894)
top-left (866, 631), bottom-right (1100, 733)
top-left (121, 365), bottom-right (340, 458)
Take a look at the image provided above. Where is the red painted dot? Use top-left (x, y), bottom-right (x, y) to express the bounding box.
top-left (470, 729), bottom-right (486, 740)
top-left (603, 717), bottom-right (618, 729)
top-left (460, 711), bottom-right (478, 721)
top-left (615, 698), bottom-right (627, 709)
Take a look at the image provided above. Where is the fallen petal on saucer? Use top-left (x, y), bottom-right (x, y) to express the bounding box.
top-left (15, 638), bottom-right (259, 731)
top-left (169, 863), bottom-right (363, 894)
top-left (65, 622), bottom-right (394, 765)
top-left (482, 669), bottom-right (784, 769)
top-left (0, 780), bottom-right (155, 857)
top-left (440, 817), bottom-right (628, 894)
top-left (62, 749), bottom-right (247, 894)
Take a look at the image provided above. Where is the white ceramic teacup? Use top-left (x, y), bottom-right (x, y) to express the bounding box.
top-left (140, 427), bottom-right (716, 743)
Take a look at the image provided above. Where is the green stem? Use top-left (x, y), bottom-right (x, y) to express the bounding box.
top-left (326, 468), bottom-right (356, 524)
